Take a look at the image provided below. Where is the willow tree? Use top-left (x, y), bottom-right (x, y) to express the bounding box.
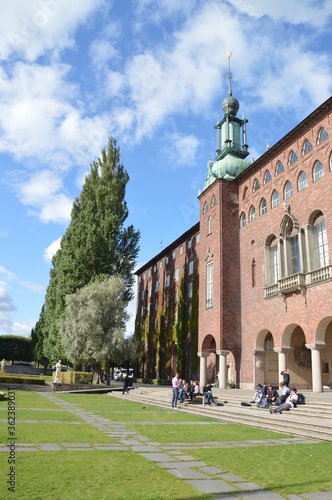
top-left (43, 137), bottom-right (140, 361)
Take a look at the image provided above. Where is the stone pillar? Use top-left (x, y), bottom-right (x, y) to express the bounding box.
top-left (305, 343), bottom-right (326, 393)
top-left (198, 352), bottom-right (208, 389)
top-left (216, 350), bottom-right (230, 389)
top-left (274, 346), bottom-right (291, 376)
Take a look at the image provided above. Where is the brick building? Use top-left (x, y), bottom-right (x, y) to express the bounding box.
top-left (135, 69), bottom-right (332, 392)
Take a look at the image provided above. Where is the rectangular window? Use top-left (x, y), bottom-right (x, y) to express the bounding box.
top-left (159, 261), bottom-right (162, 269)
top-left (188, 282), bottom-right (193, 298)
top-left (141, 290), bottom-right (144, 300)
top-left (290, 235), bottom-right (300, 274)
top-left (166, 275), bottom-right (170, 287)
top-left (187, 239), bottom-right (191, 250)
top-left (175, 268), bottom-right (179, 281)
top-left (196, 233), bottom-right (200, 243)
top-left (180, 245), bottom-right (183, 255)
top-left (148, 269), bottom-right (151, 277)
top-left (172, 251), bottom-right (176, 260)
top-left (188, 304), bottom-right (192, 319)
top-left (154, 317), bottom-right (157, 330)
top-left (189, 261), bottom-right (194, 275)
top-left (155, 298), bottom-right (158, 310)
top-left (314, 220), bottom-right (329, 269)
top-left (140, 305), bottom-right (143, 316)
top-left (148, 285), bottom-right (152, 298)
top-left (139, 276), bottom-right (141, 283)
top-left (206, 262), bottom-right (213, 307)
top-left (155, 281), bottom-right (159, 292)
top-left (166, 256), bottom-right (169, 265)
top-left (269, 245), bottom-right (279, 285)
top-left (175, 288), bottom-right (178, 303)
top-left (153, 265), bottom-right (156, 273)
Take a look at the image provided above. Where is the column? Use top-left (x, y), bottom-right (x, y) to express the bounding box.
top-left (274, 346), bottom-right (291, 375)
top-left (305, 343), bottom-right (326, 393)
top-left (216, 350), bottom-right (230, 389)
top-left (198, 352), bottom-right (208, 389)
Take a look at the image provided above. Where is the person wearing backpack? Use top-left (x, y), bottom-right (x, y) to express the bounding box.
top-left (270, 387), bottom-right (298, 414)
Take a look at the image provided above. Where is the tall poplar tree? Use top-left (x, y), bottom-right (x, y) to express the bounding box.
top-left (43, 137), bottom-right (140, 361)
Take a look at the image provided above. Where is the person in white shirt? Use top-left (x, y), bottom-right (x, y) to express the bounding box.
top-left (171, 373), bottom-right (179, 409)
top-left (270, 387), bottom-right (298, 414)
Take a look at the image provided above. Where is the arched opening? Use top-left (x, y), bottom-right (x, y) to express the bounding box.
top-left (201, 334), bottom-right (216, 383)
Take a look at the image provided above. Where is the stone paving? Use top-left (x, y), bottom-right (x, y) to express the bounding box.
top-left (5, 391), bottom-right (332, 500)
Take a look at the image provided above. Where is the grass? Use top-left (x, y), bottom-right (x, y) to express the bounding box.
top-left (0, 389), bottom-right (331, 499)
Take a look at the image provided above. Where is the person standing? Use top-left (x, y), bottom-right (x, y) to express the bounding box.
top-left (281, 369), bottom-right (290, 387)
top-left (122, 373), bottom-right (129, 395)
top-left (172, 373), bottom-right (180, 409)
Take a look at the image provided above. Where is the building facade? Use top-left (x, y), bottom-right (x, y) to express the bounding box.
top-left (135, 71), bottom-right (332, 392)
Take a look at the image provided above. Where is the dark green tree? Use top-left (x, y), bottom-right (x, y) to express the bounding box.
top-left (43, 137), bottom-right (140, 362)
top-left (175, 273), bottom-right (187, 377)
top-left (31, 304), bottom-right (49, 373)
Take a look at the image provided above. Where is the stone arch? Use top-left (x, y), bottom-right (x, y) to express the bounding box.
top-left (254, 329), bottom-right (278, 385)
top-left (201, 334), bottom-right (216, 383)
top-left (316, 318), bottom-right (332, 387)
top-left (316, 316), bottom-right (332, 343)
top-left (282, 324), bottom-right (311, 389)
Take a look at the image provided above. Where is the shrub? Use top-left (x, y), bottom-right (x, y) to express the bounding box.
top-left (58, 371), bottom-right (92, 385)
top-left (0, 374), bottom-right (45, 385)
top-left (133, 378), bottom-right (171, 386)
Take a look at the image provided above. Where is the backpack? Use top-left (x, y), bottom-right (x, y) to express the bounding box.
top-left (241, 402), bottom-right (251, 407)
top-left (275, 395), bottom-right (287, 406)
top-left (296, 393), bottom-right (306, 405)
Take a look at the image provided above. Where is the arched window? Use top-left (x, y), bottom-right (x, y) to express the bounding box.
top-left (275, 161), bottom-right (284, 175)
top-left (203, 201), bottom-right (209, 213)
top-left (284, 181), bottom-right (293, 200)
top-left (272, 190), bottom-right (279, 208)
top-left (288, 150), bottom-right (298, 166)
top-left (313, 212), bottom-right (329, 269)
top-left (260, 198), bottom-right (267, 216)
top-left (208, 216), bottom-right (212, 234)
top-left (253, 179), bottom-right (260, 192)
top-left (265, 333), bottom-right (274, 352)
top-left (243, 186), bottom-right (248, 199)
top-left (313, 160), bottom-right (324, 182)
top-left (264, 170), bottom-right (272, 184)
top-left (249, 206), bottom-right (256, 222)
top-left (302, 139), bottom-right (313, 155)
top-left (298, 171), bottom-right (307, 191)
top-left (240, 212), bottom-right (246, 228)
top-left (317, 127), bottom-right (328, 144)
top-left (211, 194), bottom-right (217, 207)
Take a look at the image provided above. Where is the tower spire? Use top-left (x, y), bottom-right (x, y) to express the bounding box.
top-left (226, 47), bottom-right (233, 96)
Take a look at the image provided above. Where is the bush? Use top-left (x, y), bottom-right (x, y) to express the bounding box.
top-left (0, 374), bottom-right (45, 385)
top-left (133, 378), bottom-right (171, 386)
top-left (58, 371), bottom-right (92, 385)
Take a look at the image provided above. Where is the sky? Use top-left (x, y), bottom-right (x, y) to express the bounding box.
top-left (0, 0), bottom-right (331, 339)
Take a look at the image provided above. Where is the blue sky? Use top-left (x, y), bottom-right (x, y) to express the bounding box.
top-left (0, 0), bottom-right (331, 338)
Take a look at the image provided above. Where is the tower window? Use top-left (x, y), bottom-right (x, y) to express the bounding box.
top-left (298, 171), bottom-right (307, 191)
top-left (288, 151), bottom-right (298, 166)
top-left (313, 161), bottom-right (324, 182)
top-left (272, 190), bottom-right (279, 208)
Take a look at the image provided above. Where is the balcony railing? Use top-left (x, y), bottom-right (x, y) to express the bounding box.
top-left (265, 265), bottom-right (332, 299)
top-left (307, 264), bottom-right (332, 285)
top-left (279, 273), bottom-right (306, 293)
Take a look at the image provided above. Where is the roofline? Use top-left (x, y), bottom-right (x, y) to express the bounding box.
top-left (135, 221), bottom-right (200, 275)
top-left (237, 95), bottom-right (332, 182)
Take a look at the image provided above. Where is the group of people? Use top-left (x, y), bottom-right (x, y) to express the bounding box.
top-left (250, 369), bottom-right (299, 414)
top-left (171, 373), bottom-right (217, 409)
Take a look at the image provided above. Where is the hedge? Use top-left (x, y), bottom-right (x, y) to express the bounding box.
top-left (58, 371), bottom-right (92, 385)
top-left (0, 374), bottom-right (45, 385)
top-left (134, 378), bottom-right (171, 386)
top-left (0, 335), bottom-right (34, 362)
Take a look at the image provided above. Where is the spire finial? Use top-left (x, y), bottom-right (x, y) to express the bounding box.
top-left (226, 46), bottom-right (233, 96)
top-left (266, 139), bottom-right (270, 151)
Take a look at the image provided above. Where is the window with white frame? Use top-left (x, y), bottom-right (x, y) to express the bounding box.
top-left (240, 212), bottom-right (246, 228)
top-left (187, 239), bottom-right (191, 250)
top-left (172, 250), bottom-right (176, 260)
top-left (180, 245), bottom-right (183, 255)
top-left (264, 170), bottom-right (272, 184)
top-left (211, 195), bottom-right (217, 207)
top-left (268, 239), bottom-right (279, 285)
top-left (139, 276), bottom-right (141, 283)
top-left (141, 290), bottom-right (144, 300)
top-left (165, 256), bottom-right (169, 265)
top-left (275, 161), bottom-right (284, 175)
top-left (188, 282), bottom-right (193, 298)
top-left (298, 171), bottom-right (307, 191)
top-left (153, 265), bottom-right (156, 273)
top-left (290, 234), bottom-right (301, 274)
top-left (206, 261), bottom-right (213, 307)
top-left (203, 201), bottom-right (209, 213)
top-left (317, 127), bottom-right (328, 144)
top-left (253, 178), bottom-right (260, 192)
top-left (272, 190), bottom-right (279, 208)
top-left (175, 268), bottom-right (179, 281)
top-left (313, 161), bottom-right (324, 182)
top-left (175, 288), bottom-right (178, 303)
top-left (284, 181), bottom-right (293, 200)
top-left (155, 298), bottom-right (158, 310)
top-left (148, 285), bottom-right (152, 298)
top-left (260, 198), bottom-right (267, 216)
top-left (166, 275), bottom-right (170, 287)
top-left (249, 205), bottom-right (256, 222)
top-left (313, 214), bottom-right (329, 269)
top-left (196, 233), bottom-right (200, 243)
top-left (189, 261), bottom-right (194, 275)
top-left (302, 139), bottom-right (312, 155)
top-left (288, 150), bottom-right (298, 166)
top-left (159, 260), bottom-right (162, 269)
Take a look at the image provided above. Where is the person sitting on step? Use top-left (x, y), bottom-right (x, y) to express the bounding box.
top-left (270, 387), bottom-right (298, 414)
top-left (250, 383), bottom-right (267, 407)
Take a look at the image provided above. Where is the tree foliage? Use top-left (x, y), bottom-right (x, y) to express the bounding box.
top-left (0, 336), bottom-right (34, 363)
top-left (43, 137), bottom-right (140, 362)
top-left (175, 274), bottom-right (187, 376)
top-left (60, 276), bottom-right (128, 366)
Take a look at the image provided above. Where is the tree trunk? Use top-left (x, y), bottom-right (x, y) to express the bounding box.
top-left (92, 364), bottom-right (101, 384)
top-left (106, 360), bottom-right (111, 385)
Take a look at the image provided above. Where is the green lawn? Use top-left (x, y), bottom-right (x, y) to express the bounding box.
top-left (0, 389), bottom-right (331, 499)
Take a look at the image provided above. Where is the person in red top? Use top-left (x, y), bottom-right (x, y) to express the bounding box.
top-left (171, 373), bottom-right (179, 409)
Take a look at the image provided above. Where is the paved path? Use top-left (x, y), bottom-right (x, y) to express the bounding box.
top-left (6, 391), bottom-right (327, 500)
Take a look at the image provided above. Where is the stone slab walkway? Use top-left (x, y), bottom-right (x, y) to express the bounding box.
top-left (9, 391), bottom-right (331, 500)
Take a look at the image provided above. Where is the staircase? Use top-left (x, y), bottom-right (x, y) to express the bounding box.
top-left (109, 386), bottom-right (332, 442)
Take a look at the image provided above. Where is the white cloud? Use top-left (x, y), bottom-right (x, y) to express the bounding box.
top-left (0, 282), bottom-right (16, 312)
top-left (19, 281), bottom-right (44, 294)
top-left (43, 236), bottom-right (62, 263)
top-left (228, 0), bottom-right (332, 28)
top-left (0, 0), bottom-right (105, 61)
top-left (164, 133), bottom-right (200, 168)
top-left (0, 266), bottom-right (17, 282)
